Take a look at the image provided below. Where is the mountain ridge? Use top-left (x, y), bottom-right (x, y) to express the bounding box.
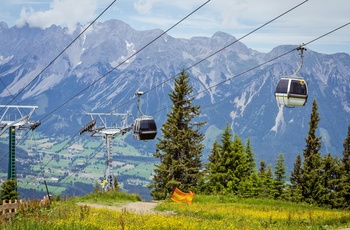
top-left (0, 19), bottom-right (349, 172)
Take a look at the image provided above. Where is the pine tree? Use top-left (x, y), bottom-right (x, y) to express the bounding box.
top-left (205, 141), bottom-right (225, 194)
top-left (245, 138), bottom-right (255, 175)
top-left (0, 179), bottom-right (18, 202)
top-left (149, 70), bottom-right (205, 200)
top-left (206, 124), bottom-right (235, 194)
top-left (290, 154), bottom-right (303, 202)
top-left (226, 134), bottom-right (250, 193)
top-left (272, 152), bottom-right (287, 199)
top-left (319, 153), bottom-right (341, 208)
top-left (237, 138), bottom-right (257, 198)
top-left (205, 125), bottom-right (252, 195)
top-left (258, 160), bottom-right (273, 198)
top-left (339, 125), bottom-right (350, 208)
top-left (301, 99), bottom-right (323, 204)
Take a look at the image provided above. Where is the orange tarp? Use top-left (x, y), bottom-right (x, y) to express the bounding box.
top-left (170, 187), bottom-right (194, 204)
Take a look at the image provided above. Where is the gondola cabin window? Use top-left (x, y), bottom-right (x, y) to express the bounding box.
top-left (275, 79), bottom-right (289, 94)
top-left (290, 79), bottom-right (307, 95)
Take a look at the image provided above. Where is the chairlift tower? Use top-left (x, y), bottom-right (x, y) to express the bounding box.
top-left (0, 105), bottom-right (40, 183)
top-left (79, 112), bottom-right (132, 191)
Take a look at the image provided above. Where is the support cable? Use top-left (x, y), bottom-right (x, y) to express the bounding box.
top-left (1, 0), bottom-right (117, 111)
top-left (107, 0), bottom-right (310, 114)
top-left (17, 4), bottom-right (350, 192)
top-left (50, 144), bottom-right (105, 194)
top-left (19, 1), bottom-right (211, 189)
top-left (37, 0), bottom-right (211, 123)
top-left (150, 21), bottom-right (350, 115)
top-left (36, 0), bottom-right (310, 190)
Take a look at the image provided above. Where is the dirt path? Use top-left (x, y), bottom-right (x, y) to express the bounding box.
top-left (77, 201), bottom-right (163, 214)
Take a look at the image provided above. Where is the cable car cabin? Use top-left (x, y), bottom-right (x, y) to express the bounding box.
top-left (275, 77), bottom-right (308, 107)
top-left (133, 116), bottom-right (157, 140)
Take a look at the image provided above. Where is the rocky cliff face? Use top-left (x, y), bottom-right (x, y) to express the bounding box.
top-left (0, 19), bottom-right (349, 169)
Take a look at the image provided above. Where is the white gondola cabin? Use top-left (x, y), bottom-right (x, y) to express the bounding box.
top-left (133, 116), bottom-right (157, 140)
top-left (274, 45), bottom-right (308, 107)
top-left (275, 77), bottom-right (308, 107)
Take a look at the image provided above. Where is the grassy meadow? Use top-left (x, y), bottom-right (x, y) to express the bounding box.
top-left (2, 191), bottom-right (350, 229)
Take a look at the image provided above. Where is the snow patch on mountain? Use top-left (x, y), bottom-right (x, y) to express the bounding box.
top-left (66, 41), bottom-right (84, 69)
top-left (22, 74), bottom-right (63, 99)
top-left (1, 65), bottom-right (21, 76)
top-left (0, 67), bottom-right (42, 98)
top-left (110, 41), bottom-right (136, 69)
top-left (0, 55), bottom-right (13, 64)
top-left (271, 105), bottom-right (285, 134)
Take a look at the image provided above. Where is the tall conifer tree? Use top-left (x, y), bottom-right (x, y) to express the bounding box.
top-left (226, 134), bottom-right (249, 193)
top-left (149, 70), bottom-right (205, 200)
top-left (301, 99), bottom-right (323, 204)
top-left (245, 138), bottom-right (255, 175)
top-left (206, 124), bottom-right (235, 193)
top-left (290, 154), bottom-right (303, 202)
top-left (205, 141), bottom-right (225, 194)
top-left (272, 152), bottom-right (287, 199)
top-left (319, 153), bottom-right (341, 208)
top-left (339, 125), bottom-right (350, 208)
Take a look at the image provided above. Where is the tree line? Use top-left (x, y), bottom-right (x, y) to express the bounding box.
top-left (148, 70), bottom-right (350, 209)
top-left (1, 69), bottom-right (349, 210)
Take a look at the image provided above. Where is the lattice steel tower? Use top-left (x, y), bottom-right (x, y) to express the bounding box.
top-left (0, 105), bottom-right (40, 183)
top-left (79, 112), bottom-right (132, 191)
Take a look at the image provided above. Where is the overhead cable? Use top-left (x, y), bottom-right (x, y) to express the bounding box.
top-left (106, 0), bottom-right (310, 113)
top-left (38, 0), bottom-right (211, 123)
top-left (2, 0), bottom-right (117, 110)
top-left (22, 0), bottom-right (212, 182)
top-left (151, 21), bottom-right (350, 115)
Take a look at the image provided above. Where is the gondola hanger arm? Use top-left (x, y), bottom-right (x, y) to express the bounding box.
top-left (292, 44), bottom-right (307, 77)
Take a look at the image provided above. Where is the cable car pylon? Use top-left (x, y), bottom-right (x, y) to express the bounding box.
top-left (274, 45), bottom-right (308, 107)
top-left (79, 112), bottom-right (132, 191)
top-left (0, 105), bottom-right (39, 187)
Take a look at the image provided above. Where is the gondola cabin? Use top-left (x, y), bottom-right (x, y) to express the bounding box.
top-left (275, 77), bottom-right (308, 107)
top-left (133, 116), bottom-right (157, 140)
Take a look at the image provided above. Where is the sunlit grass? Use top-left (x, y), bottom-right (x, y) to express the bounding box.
top-left (3, 192), bottom-right (350, 230)
top-left (74, 190), bottom-right (142, 206)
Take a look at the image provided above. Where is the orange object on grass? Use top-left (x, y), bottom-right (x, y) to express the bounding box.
top-left (170, 187), bottom-right (194, 204)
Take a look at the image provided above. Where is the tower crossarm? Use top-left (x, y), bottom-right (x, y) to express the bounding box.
top-left (0, 105), bottom-right (39, 136)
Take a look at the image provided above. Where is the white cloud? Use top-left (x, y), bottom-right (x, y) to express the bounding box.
top-left (5, 0), bottom-right (349, 53)
top-left (15, 0), bottom-right (99, 33)
top-left (126, 0), bottom-right (350, 54)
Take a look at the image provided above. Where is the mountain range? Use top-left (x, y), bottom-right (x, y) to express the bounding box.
top-left (0, 19), bottom-right (349, 172)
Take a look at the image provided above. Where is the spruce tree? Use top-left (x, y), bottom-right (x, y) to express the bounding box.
top-left (205, 141), bottom-right (225, 194)
top-left (245, 138), bottom-right (255, 175)
top-left (272, 152), bottom-right (287, 199)
top-left (206, 124), bottom-right (235, 194)
top-left (258, 161), bottom-right (271, 198)
top-left (258, 162), bottom-right (274, 198)
top-left (339, 125), bottom-right (350, 208)
top-left (0, 179), bottom-right (18, 202)
top-left (149, 70), bottom-right (205, 200)
top-left (301, 99), bottom-right (323, 204)
top-left (226, 134), bottom-right (250, 193)
top-left (319, 153), bottom-right (341, 208)
top-left (290, 154), bottom-right (303, 202)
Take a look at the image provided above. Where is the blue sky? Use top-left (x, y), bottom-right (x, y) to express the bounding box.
top-left (0, 0), bottom-right (349, 54)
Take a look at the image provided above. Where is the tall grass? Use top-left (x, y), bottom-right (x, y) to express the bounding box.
top-left (74, 190), bottom-right (142, 205)
top-left (2, 192), bottom-right (350, 229)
